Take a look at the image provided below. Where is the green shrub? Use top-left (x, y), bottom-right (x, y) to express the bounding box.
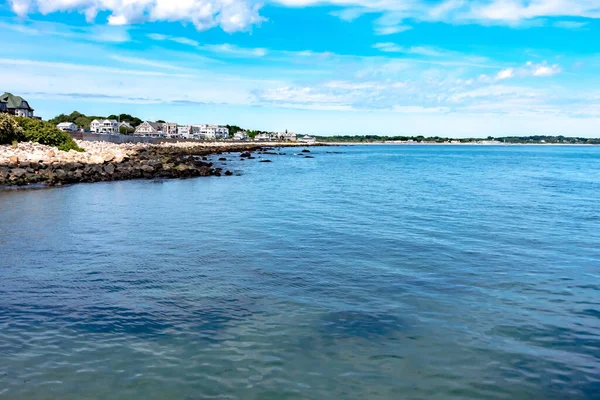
top-left (14, 117), bottom-right (83, 152)
top-left (0, 113), bottom-right (23, 144)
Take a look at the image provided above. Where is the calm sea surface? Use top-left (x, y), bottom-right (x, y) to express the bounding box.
top-left (1, 145), bottom-right (599, 399)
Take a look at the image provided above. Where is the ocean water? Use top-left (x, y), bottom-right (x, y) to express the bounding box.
top-left (1, 145), bottom-right (599, 399)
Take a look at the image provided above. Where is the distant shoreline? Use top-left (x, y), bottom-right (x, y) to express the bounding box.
top-left (319, 141), bottom-right (600, 146)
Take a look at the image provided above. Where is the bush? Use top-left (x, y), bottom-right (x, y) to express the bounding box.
top-left (14, 117), bottom-right (83, 152)
top-left (0, 113), bottom-right (23, 144)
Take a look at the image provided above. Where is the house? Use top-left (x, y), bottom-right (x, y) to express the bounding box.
top-left (119, 121), bottom-right (134, 130)
top-left (160, 122), bottom-right (178, 138)
top-left (57, 122), bottom-right (78, 132)
top-left (90, 119), bottom-right (119, 134)
top-left (135, 121), bottom-right (163, 137)
top-left (190, 124), bottom-right (228, 140)
top-left (234, 131), bottom-right (249, 141)
top-left (277, 131), bottom-right (297, 142)
top-left (0, 92), bottom-right (34, 117)
top-left (177, 125), bottom-right (192, 139)
top-left (254, 133), bottom-right (272, 141)
top-left (134, 121), bottom-right (163, 137)
top-left (297, 135), bottom-right (316, 144)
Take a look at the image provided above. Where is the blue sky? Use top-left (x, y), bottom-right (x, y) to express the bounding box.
top-left (1, 0), bottom-right (600, 137)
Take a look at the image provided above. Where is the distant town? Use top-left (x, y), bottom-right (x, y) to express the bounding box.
top-left (2, 92), bottom-right (599, 145)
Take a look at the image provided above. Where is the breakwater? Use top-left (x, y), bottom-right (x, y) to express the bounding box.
top-left (0, 140), bottom-right (320, 186)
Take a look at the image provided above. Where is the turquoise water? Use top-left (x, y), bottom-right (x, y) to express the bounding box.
top-left (1, 145), bottom-right (599, 399)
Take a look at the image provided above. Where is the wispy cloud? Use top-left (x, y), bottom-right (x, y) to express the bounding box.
top-left (0, 19), bottom-right (130, 43)
top-left (552, 20), bottom-right (590, 29)
top-left (204, 44), bottom-right (268, 57)
top-left (147, 33), bottom-right (267, 58)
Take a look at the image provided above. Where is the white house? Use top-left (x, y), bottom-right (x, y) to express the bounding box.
top-left (234, 131), bottom-right (249, 141)
top-left (90, 119), bottom-right (119, 134)
top-left (254, 133), bottom-right (272, 141)
top-left (134, 121), bottom-right (163, 137)
top-left (177, 125), bottom-right (192, 139)
top-left (119, 121), bottom-right (134, 130)
top-left (277, 131), bottom-right (297, 142)
top-left (191, 124), bottom-right (229, 140)
top-left (297, 135), bottom-right (317, 144)
top-left (56, 122), bottom-right (78, 132)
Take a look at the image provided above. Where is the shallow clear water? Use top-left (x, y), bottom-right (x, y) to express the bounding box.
top-left (1, 145), bottom-right (599, 399)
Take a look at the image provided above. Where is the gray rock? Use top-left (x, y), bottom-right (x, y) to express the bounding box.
top-left (104, 163), bottom-right (116, 175)
top-left (11, 168), bottom-right (27, 178)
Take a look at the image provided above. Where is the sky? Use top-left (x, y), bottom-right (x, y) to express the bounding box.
top-left (1, 0), bottom-right (600, 137)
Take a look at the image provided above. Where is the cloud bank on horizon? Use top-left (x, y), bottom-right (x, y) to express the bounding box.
top-left (2, 0), bottom-right (600, 136)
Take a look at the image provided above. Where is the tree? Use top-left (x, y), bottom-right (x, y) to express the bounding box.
top-left (15, 117), bottom-right (83, 151)
top-left (0, 113), bottom-right (23, 144)
top-left (156, 119), bottom-right (166, 124)
top-left (120, 126), bottom-right (135, 135)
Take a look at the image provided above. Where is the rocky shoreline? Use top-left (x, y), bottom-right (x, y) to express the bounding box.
top-left (0, 140), bottom-right (320, 187)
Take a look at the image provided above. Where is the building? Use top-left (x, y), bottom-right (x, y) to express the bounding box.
top-left (57, 122), bottom-right (78, 132)
top-left (191, 124), bottom-right (229, 140)
top-left (90, 119), bottom-right (119, 134)
top-left (134, 121), bottom-right (163, 137)
top-left (160, 122), bottom-right (178, 138)
top-left (0, 92), bottom-right (34, 117)
top-left (254, 133), bottom-right (272, 141)
top-left (234, 131), bottom-right (249, 141)
top-left (297, 135), bottom-right (316, 144)
top-left (177, 125), bottom-right (192, 139)
top-left (277, 131), bottom-right (297, 142)
top-left (119, 121), bottom-right (134, 130)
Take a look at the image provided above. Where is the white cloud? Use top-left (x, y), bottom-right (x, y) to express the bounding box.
top-left (552, 20), bottom-right (590, 29)
top-left (10, 0), bottom-right (265, 32)
top-left (10, 0), bottom-right (600, 34)
top-left (204, 44), bottom-right (268, 57)
top-left (496, 68), bottom-right (514, 80)
top-left (375, 24), bottom-right (412, 35)
top-left (0, 20), bottom-right (130, 43)
top-left (492, 62), bottom-right (562, 81)
top-left (146, 33), bottom-right (267, 57)
top-left (373, 43), bottom-right (459, 57)
top-left (532, 64), bottom-right (561, 76)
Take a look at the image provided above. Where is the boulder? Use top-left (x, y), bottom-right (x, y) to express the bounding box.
top-left (46, 150), bottom-right (56, 158)
top-left (103, 153), bottom-right (115, 163)
top-left (218, 157), bottom-right (227, 161)
top-left (104, 163), bottom-right (116, 175)
top-left (141, 165), bottom-right (154, 173)
top-left (240, 152), bottom-right (251, 158)
top-left (224, 170), bottom-right (233, 176)
top-left (11, 168), bottom-right (27, 178)
top-left (259, 160), bottom-right (272, 163)
top-left (302, 149), bottom-right (311, 153)
top-left (9, 156), bottom-right (19, 165)
top-left (90, 155), bottom-right (104, 164)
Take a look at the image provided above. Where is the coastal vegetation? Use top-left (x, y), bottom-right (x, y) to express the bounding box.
top-left (15, 117), bottom-right (83, 151)
top-left (49, 111), bottom-right (143, 131)
top-left (0, 113), bottom-right (23, 144)
top-left (0, 114), bottom-right (82, 151)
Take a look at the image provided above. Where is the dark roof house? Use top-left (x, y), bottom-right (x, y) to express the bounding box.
top-left (0, 92), bottom-right (34, 117)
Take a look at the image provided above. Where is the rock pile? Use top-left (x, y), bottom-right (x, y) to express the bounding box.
top-left (1, 140), bottom-right (320, 186)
